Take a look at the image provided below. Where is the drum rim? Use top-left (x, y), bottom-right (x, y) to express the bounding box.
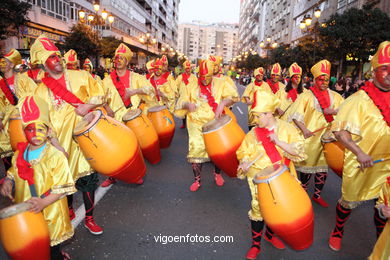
top-left (147, 105), bottom-right (167, 113)
top-left (202, 114), bottom-right (232, 134)
top-left (9, 117), bottom-right (22, 120)
top-left (123, 108), bottom-right (142, 122)
top-left (321, 130), bottom-right (337, 143)
top-left (253, 164), bottom-right (287, 184)
top-left (73, 110), bottom-right (103, 137)
top-left (0, 202), bottom-right (30, 219)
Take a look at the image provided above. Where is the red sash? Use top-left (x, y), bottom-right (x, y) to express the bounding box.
top-left (287, 88), bottom-right (298, 102)
top-left (361, 81), bottom-right (390, 127)
top-left (181, 73), bottom-right (190, 85)
top-left (254, 127), bottom-right (282, 163)
top-left (267, 80), bottom-right (279, 94)
top-left (162, 71), bottom-right (171, 80)
top-left (199, 79), bottom-right (219, 112)
top-left (42, 73), bottom-right (84, 107)
top-left (27, 69), bottom-right (40, 81)
top-left (146, 73), bottom-right (152, 80)
top-left (0, 76), bottom-right (18, 105)
top-left (150, 76), bottom-right (168, 102)
top-left (16, 142), bottom-right (34, 185)
top-left (309, 86), bottom-right (333, 123)
top-left (110, 70), bottom-right (131, 107)
top-left (254, 80), bottom-right (262, 87)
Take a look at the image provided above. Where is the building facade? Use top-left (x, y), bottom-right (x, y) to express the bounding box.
top-left (177, 21), bottom-right (238, 64)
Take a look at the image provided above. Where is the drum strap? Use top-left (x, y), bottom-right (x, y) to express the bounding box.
top-left (254, 127), bottom-right (282, 163)
top-left (361, 81), bottom-right (390, 127)
top-left (309, 86), bottom-right (333, 123)
top-left (110, 70), bottom-right (132, 108)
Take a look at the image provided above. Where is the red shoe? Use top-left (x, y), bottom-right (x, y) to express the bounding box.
top-left (329, 234), bottom-right (342, 251)
top-left (246, 246), bottom-right (261, 260)
top-left (135, 178), bottom-right (144, 185)
top-left (180, 124), bottom-right (185, 129)
top-left (101, 177), bottom-right (116, 187)
top-left (69, 207), bottom-right (75, 221)
top-left (84, 216), bottom-right (103, 235)
top-left (214, 173), bottom-right (225, 187)
top-left (263, 234), bottom-right (285, 249)
top-left (61, 250), bottom-right (71, 260)
top-left (312, 196), bottom-right (329, 208)
top-left (190, 181), bottom-right (201, 192)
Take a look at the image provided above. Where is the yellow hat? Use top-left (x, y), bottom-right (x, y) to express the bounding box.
top-left (153, 58), bottom-right (163, 69)
top-left (310, 60), bottom-right (331, 79)
top-left (288, 62), bottom-right (302, 77)
top-left (183, 60), bottom-right (191, 69)
top-left (146, 60), bottom-right (154, 70)
top-left (30, 35), bottom-right (61, 65)
top-left (271, 63), bottom-right (281, 75)
top-left (371, 41), bottom-right (390, 70)
top-left (64, 49), bottom-right (78, 65)
top-left (83, 58), bottom-right (93, 70)
top-left (3, 49), bottom-right (22, 66)
top-left (208, 55), bottom-right (223, 65)
top-left (19, 96), bottom-right (50, 128)
top-left (250, 89), bottom-right (280, 114)
top-left (161, 55), bottom-right (168, 65)
top-left (199, 59), bottom-right (214, 77)
top-left (253, 67), bottom-right (264, 77)
top-left (115, 43), bottom-right (133, 62)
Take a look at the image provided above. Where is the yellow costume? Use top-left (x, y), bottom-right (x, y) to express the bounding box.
top-left (0, 49), bottom-right (37, 158)
top-left (236, 90), bottom-right (306, 220)
top-left (83, 58), bottom-right (102, 84)
top-left (369, 179), bottom-right (390, 260)
top-left (7, 96), bottom-right (76, 246)
top-left (267, 63), bottom-right (285, 94)
top-left (175, 60), bottom-right (239, 162)
top-left (175, 60), bottom-right (197, 95)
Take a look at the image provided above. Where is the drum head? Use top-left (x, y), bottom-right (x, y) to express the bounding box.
top-left (321, 130), bottom-right (336, 143)
top-left (148, 105), bottom-right (166, 113)
top-left (202, 114), bottom-right (231, 134)
top-left (123, 109), bottom-right (142, 122)
top-left (73, 110), bottom-right (102, 136)
top-left (253, 162), bottom-right (286, 184)
top-left (0, 202), bottom-right (30, 219)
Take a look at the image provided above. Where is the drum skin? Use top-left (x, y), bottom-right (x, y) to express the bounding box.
top-left (224, 107), bottom-right (236, 122)
top-left (74, 111), bottom-right (146, 183)
top-left (202, 115), bottom-right (245, 177)
top-left (147, 106), bottom-right (175, 149)
top-left (123, 109), bottom-right (161, 164)
top-left (8, 117), bottom-right (27, 151)
top-left (0, 203), bottom-right (50, 260)
top-left (323, 141), bottom-right (344, 177)
top-left (254, 165), bottom-right (314, 250)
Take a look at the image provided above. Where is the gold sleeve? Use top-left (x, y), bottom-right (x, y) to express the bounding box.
top-left (286, 93), bottom-right (309, 124)
top-left (222, 79), bottom-right (239, 103)
top-left (241, 84), bottom-right (253, 102)
top-left (49, 151), bottom-right (76, 195)
top-left (174, 82), bottom-right (194, 119)
top-left (86, 72), bottom-right (105, 105)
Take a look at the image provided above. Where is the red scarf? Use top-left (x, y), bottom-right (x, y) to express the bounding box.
top-left (27, 69), bottom-right (40, 81)
top-left (267, 80), bottom-right (279, 94)
top-left (198, 79), bottom-right (219, 113)
top-left (254, 127), bottom-right (282, 163)
top-left (110, 70), bottom-right (131, 107)
top-left (287, 88), bottom-right (298, 102)
top-left (42, 73), bottom-right (84, 107)
top-left (146, 73), bottom-right (152, 80)
top-left (16, 142), bottom-right (34, 185)
top-left (181, 73), bottom-right (190, 85)
top-left (310, 86), bottom-right (333, 123)
top-left (0, 76), bottom-right (18, 105)
top-left (361, 81), bottom-right (390, 127)
top-left (162, 71), bottom-right (171, 80)
top-left (254, 80), bottom-right (263, 87)
top-left (150, 76), bottom-right (168, 102)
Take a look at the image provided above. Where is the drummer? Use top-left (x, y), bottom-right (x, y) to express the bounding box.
top-left (266, 63), bottom-right (285, 94)
top-left (236, 89), bottom-right (306, 260)
top-left (64, 49), bottom-right (79, 70)
top-left (0, 96), bottom-right (76, 260)
top-left (145, 60), bottom-right (155, 80)
top-left (284, 60), bottom-right (344, 208)
top-left (328, 41), bottom-right (390, 251)
top-left (241, 67), bottom-right (272, 130)
top-left (175, 59), bottom-right (239, 192)
top-left (83, 58), bottom-right (103, 84)
top-left (30, 35), bottom-right (106, 235)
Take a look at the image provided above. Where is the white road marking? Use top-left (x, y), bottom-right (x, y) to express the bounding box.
top-left (236, 106), bottom-right (244, 115)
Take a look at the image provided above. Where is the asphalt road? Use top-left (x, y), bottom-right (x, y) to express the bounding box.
top-left (0, 82), bottom-right (378, 260)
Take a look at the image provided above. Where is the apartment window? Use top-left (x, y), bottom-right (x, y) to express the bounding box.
top-left (337, 0), bottom-right (347, 9)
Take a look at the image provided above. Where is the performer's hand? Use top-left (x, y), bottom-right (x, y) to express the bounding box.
top-left (186, 103), bottom-right (196, 112)
top-left (75, 103), bottom-right (94, 116)
top-left (244, 97), bottom-right (252, 105)
top-left (323, 108), bottom-right (338, 115)
top-left (268, 133), bottom-right (280, 145)
top-left (126, 89), bottom-right (139, 98)
top-left (214, 103), bottom-right (225, 118)
top-left (357, 152), bottom-right (373, 169)
top-left (381, 205), bottom-right (390, 218)
top-left (302, 129), bottom-right (314, 139)
top-left (275, 108), bottom-right (284, 117)
top-left (103, 104), bottom-right (115, 118)
top-left (27, 197), bottom-right (47, 213)
top-left (238, 162), bottom-right (250, 173)
top-left (0, 179), bottom-right (14, 201)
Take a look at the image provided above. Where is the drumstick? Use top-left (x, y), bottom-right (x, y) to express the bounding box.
top-left (357, 157), bottom-right (390, 168)
top-left (312, 126), bottom-right (327, 134)
top-left (246, 152), bottom-right (264, 169)
top-left (384, 194), bottom-right (388, 206)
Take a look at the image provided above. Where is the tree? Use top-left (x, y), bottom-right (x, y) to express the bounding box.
top-left (63, 23), bottom-right (101, 61)
top-left (100, 36), bottom-right (122, 58)
top-left (0, 0), bottom-right (31, 40)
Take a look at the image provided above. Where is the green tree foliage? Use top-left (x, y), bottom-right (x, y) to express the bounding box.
top-left (100, 36), bottom-right (122, 58)
top-left (0, 0), bottom-right (31, 40)
top-left (63, 23), bottom-right (101, 60)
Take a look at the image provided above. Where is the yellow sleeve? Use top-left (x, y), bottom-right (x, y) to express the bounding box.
top-left (17, 73), bottom-right (37, 98)
top-left (6, 152), bottom-right (18, 180)
top-left (0, 93), bottom-right (6, 119)
top-left (86, 72), bottom-right (105, 105)
top-left (174, 81), bottom-right (194, 118)
top-left (376, 182), bottom-right (390, 207)
top-left (135, 73), bottom-right (154, 96)
top-left (285, 93), bottom-right (310, 124)
top-left (222, 79), bottom-right (239, 103)
top-left (236, 131), bottom-right (260, 178)
top-left (280, 122), bottom-right (307, 162)
top-left (48, 149), bottom-right (76, 195)
top-left (241, 83), bottom-right (253, 102)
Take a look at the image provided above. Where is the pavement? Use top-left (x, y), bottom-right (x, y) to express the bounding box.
top-left (0, 82), bottom-right (379, 260)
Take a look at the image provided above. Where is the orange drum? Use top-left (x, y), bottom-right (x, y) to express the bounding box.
top-left (202, 114), bottom-right (245, 177)
top-left (321, 130), bottom-right (345, 177)
top-left (0, 202), bottom-right (50, 260)
top-left (123, 109), bottom-right (161, 164)
top-left (147, 106), bottom-right (175, 149)
top-left (73, 110), bottom-right (146, 183)
top-left (253, 163), bottom-right (314, 250)
top-left (8, 115), bottom-right (27, 151)
top-left (224, 107), bottom-right (236, 122)
top-left (138, 102), bottom-right (146, 112)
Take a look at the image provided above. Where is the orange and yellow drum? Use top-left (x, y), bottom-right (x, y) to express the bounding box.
top-left (8, 115), bottom-right (27, 151)
top-left (123, 109), bottom-right (161, 164)
top-left (0, 202), bottom-right (50, 260)
top-left (147, 106), bottom-right (175, 149)
top-left (73, 110), bottom-right (146, 183)
top-left (224, 107), bottom-right (236, 123)
top-left (138, 102), bottom-right (146, 113)
top-left (321, 130), bottom-right (345, 177)
top-left (202, 114), bottom-right (245, 177)
top-left (253, 163), bottom-right (314, 250)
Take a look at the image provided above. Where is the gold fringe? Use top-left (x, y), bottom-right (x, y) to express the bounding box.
top-left (295, 165), bottom-right (328, 174)
top-left (51, 184), bottom-right (77, 195)
top-left (50, 229), bottom-right (74, 247)
top-left (76, 169), bottom-right (95, 180)
top-left (0, 150), bottom-right (14, 158)
top-left (331, 121), bottom-right (362, 142)
top-left (338, 198), bottom-right (364, 209)
top-left (248, 210), bottom-right (263, 221)
top-left (187, 157), bottom-right (210, 163)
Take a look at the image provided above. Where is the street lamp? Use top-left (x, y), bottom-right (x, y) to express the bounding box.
top-left (139, 32), bottom-right (157, 59)
top-left (259, 36), bottom-right (278, 57)
top-left (299, 7), bottom-right (322, 63)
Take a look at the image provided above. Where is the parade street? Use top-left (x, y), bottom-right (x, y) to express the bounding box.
top-left (0, 83), bottom-right (378, 260)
